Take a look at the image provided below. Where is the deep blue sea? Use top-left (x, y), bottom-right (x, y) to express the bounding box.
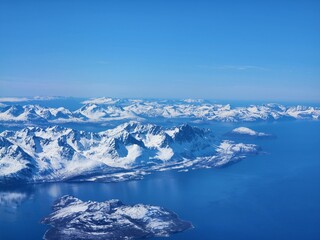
top-left (0, 99), bottom-right (319, 239)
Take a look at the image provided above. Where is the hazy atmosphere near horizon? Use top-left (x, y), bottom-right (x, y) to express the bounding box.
top-left (0, 1), bottom-right (320, 240)
top-left (0, 0), bottom-right (319, 101)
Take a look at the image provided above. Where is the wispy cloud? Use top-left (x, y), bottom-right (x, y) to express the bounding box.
top-left (0, 96), bottom-right (63, 103)
top-left (0, 97), bottom-right (30, 102)
top-left (198, 65), bottom-right (267, 71)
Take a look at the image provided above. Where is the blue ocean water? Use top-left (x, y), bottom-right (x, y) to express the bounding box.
top-left (0, 120), bottom-right (319, 240)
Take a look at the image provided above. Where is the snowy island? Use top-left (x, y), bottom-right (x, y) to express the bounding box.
top-left (42, 195), bottom-right (192, 240)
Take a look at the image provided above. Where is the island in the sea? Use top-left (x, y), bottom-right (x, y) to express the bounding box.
top-left (42, 195), bottom-right (193, 240)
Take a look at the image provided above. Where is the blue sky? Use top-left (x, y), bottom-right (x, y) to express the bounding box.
top-left (0, 0), bottom-right (319, 101)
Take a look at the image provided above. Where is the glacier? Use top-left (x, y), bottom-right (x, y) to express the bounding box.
top-left (0, 122), bottom-right (260, 184)
top-left (41, 195), bottom-right (192, 240)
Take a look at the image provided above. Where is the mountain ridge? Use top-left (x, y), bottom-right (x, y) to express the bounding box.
top-left (0, 122), bottom-right (259, 184)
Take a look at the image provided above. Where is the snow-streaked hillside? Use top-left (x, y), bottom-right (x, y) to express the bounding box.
top-left (0, 98), bottom-right (319, 124)
top-left (0, 122), bottom-right (260, 184)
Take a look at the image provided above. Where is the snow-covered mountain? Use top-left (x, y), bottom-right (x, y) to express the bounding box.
top-left (42, 195), bottom-right (192, 240)
top-left (0, 105), bottom-right (76, 123)
top-left (0, 99), bottom-right (319, 124)
top-left (0, 122), bottom-right (259, 184)
top-left (0, 136), bottom-right (36, 182)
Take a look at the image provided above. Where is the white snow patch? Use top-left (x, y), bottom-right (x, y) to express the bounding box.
top-left (116, 205), bottom-right (148, 219)
top-left (231, 127), bottom-right (270, 136)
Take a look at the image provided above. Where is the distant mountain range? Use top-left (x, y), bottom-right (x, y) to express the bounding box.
top-left (0, 98), bottom-right (319, 123)
top-left (0, 122), bottom-right (259, 184)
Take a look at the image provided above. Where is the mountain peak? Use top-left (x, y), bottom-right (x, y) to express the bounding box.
top-left (171, 124), bottom-right (207, 142)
